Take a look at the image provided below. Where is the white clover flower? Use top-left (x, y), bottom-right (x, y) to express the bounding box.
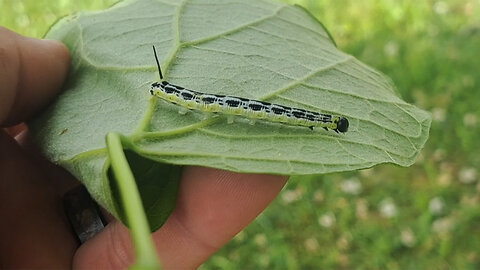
top-left (318, 212), bottom-right (336, 228)
top-left (379, 198), bottom-right (398, 218)
top-left (458, 167), bottom-right (478, 184)
top-left (429, 197), bottom-right (445, 215)
top-left (281, 189), bottom-right (300, 204)
top-left (340, 177), bottom-right (363, 195)
top-left (401, 228), bottom-right (417, 247)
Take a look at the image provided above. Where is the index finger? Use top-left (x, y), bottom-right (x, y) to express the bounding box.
top-left (0, 27), bottom-right (70, 127)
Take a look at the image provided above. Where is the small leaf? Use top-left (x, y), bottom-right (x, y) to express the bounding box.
top-left (30, 0), bottom-right (431, 223)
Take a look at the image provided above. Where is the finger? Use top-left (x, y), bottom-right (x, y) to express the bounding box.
top-left (73, 167), bottom-right (288, 269)
top-left (156, 167), bottom-right (288, 269)
top-left (0, 131), bottom-right (78, 268)
top-left (0, 27), bottom-right (70, 126)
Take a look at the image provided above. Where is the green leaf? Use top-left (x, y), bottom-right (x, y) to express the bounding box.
top-left (30, 0), bottom-right (431, 225)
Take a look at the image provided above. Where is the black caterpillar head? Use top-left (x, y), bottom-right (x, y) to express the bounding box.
top-left (335, 117), bottom-right (349, 133)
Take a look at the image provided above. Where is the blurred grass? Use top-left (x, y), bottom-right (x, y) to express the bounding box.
top-left (2, 0), bottom-right (480, 269)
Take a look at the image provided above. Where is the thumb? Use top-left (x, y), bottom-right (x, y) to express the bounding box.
top-left (0, 27), bottom-right (70, 127)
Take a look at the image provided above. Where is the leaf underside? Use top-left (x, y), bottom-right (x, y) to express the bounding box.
top-left (30, 0), bottom-right (431, 222)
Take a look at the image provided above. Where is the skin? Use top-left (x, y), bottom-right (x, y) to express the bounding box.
top-left (0, 27), bottom-right (288, 269)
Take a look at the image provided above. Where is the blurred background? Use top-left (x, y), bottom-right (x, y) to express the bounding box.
top-left (2, 0), bottom-right (479, 268)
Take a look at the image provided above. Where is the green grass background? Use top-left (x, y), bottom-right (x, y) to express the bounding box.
top-left (2, 0), bottom-right (480, 268)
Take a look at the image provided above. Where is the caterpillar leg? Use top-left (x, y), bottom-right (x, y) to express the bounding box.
top-left (248, 119), bottom-right (256, 126)
top-left (227, 115), bottom-right (235, 124)
top-left (199, 112), bottom-right (211, 120)
top-left (178, 107), bottom-right (189, 115)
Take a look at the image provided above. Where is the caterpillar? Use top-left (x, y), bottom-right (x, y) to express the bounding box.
top-left (149, 46), bottom-right (349, 133)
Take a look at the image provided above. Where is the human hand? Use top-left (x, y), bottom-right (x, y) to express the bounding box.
top-left (0, 27), bottom-right (288, 269)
